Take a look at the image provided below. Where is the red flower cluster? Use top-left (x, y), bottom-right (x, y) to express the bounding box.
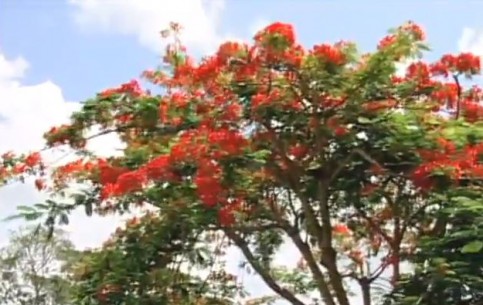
top-left (431, 53), bottom-right (481, 77)
top-left (99, 80), bottom-right (144, 98)
top-left (88, 124), bottom-right (248, 225)
top-left (378, 21), bottom-right (425, 51)
top-left (194, 161), bottom-right (224, 207)
top-left (311, 44), bottom-right (346, 65)
top-left (44, 124), bottom-right (74, 147)
top-left (412, 139), bottom-right (483, 189)
top-left (254, 22), bottom-right (296, 46)
top-left (0, 152), bottom-right (43, 185)
top-left (391, 55), bottom-right (482, 116)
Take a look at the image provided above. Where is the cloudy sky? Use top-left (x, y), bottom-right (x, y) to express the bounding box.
top-left (1, 0), bottom-right (483, 303)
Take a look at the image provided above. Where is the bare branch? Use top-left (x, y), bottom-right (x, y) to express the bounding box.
top-left (452, 73), bottom-right (462, 120)
top-left (225, 230), bottom-right (307, 305)
top-left (369, 260), bottom-right (390, 282)
top-left (355, 207), bottom-right (394, 246)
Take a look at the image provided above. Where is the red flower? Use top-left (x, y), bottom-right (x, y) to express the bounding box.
top-left (98, 161), bottom-right (128, 185)
top-left (312, 44), bottom-right (346, 65)
top-left (34, 178), bottom-right (45, 191)
top-left (333, 224), bottom-right (351, 235)
top-left (100, 80), bottom-right (144, 98)
top-left (218, 198), bottom-right (245, 226)
top-left (288, 144), bottom-right (308, 160)
top-left (194, 161), bottom-right (224, 207)
top-left (24, 152), bottom-right (41, 167)
top-left (255, 22), bottom-right (296, 46)
top-left (144, 155), bottom-right (171, 180)
top-left (114, 170), bottom-right (146, 195)
top-left (378, 35), bottom-right (397, 50)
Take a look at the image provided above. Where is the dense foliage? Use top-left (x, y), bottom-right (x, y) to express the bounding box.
top-left (71, 212), bottom-right (237, 305)
top-left (2, 21), bottom-right (483, 305)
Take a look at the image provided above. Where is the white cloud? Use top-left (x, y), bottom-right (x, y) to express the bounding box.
top-left (69, 0), bottom-right (229, 54)
top-left (0, 51), bottom-right (127, 249)
top-left (0, 53), bottom-right (29, 83)
top-left (395, 60), bottom-right (412, 77)
top-left (458, 27), bottom-right (483, 55)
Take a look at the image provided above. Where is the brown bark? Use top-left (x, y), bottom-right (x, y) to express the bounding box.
top-left (225, 230), bottom-right (306, 305)
top-left (318, 182), bottom-right (351, 305)
top-left (287, 228), bottom-right (336, 305)
top-left (360, 277), bottom-right (372, 305)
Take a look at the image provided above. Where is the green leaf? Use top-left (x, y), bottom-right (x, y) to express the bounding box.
top-left (461, 241), bottom-right (483, 253)
top-left (84, 201), bottom-right (93, 216)
top-left (249, 149), bottom-right (271, 163)
top-left (59, 214), bottom-right (70, 225)
top-left (357, 116), bottom-right (373, 124)
top-left (24, 212), bottom-right (43, 221)
top-left (3, 214), bottom-right (25, 222)
top-left (33, 203), bottom-right (49, 210)
top-left (16, 205), bottom-right (36, 212)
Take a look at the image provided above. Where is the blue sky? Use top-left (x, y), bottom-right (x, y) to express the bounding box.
top-left (2, 1), bottom-right (482, 101)
top-left (0, 1), bottom-right (482, 303)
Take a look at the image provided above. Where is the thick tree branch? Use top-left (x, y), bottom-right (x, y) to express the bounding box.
top-left (285, 227), bottom-right (336, 305)
top-left (359, 277), bottom-right (372, 305)
top-left (260, 111), bottom-right (349, 305)
top-left (452, 73), bottom-right (462, 120)
top-left (262, 123), bottom-right (326, 251)
top-left (264, 196), bottom-right (336, 305)
top-left (317, 181), bottom-right (351, 305)
top-left (209, 223), bottom-right (282, 234)
top-left (263, 119), bottom-right (351, 305)
top-left (328, 150), bottom-right (357, 184)
top-left (225, 230), bottom-right (306, 305)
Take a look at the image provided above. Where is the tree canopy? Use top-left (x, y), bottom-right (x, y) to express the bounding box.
top-left (1, 21), bottom-right (482, 305)
top-left (0, 227), bottom-right (77, 305)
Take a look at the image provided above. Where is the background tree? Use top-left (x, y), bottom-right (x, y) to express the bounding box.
top-left (385, 175), bottom-right (483, 305)
top-left (0, 226), bottom-right (78, 305)
top-left (70, 211), bottom-right (238, 305)
top-left (1, 21), bottom-right (482, 305)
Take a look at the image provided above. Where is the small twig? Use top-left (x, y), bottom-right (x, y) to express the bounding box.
top-left (369, 260), bottom-right (390, 282)
top-left (354, 148), bottom-right (385, 170)
top-left (355, 206), bottom-right (394, 246)
top-left (328, 150), bottom-right (357, 184)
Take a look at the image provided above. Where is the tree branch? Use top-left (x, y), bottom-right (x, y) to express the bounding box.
top-left (225, 230), bottom-right (306, 305)
top-left (261, 123), bottom-right (326, 252)
top-left (355, 206), bottom-right (394, 246)
top-left (264, 195), bottom-right (335, 305)
top-left (317, 181), bottom-right (351, 305)
top-left (285, 227), bottom-right (336, 305)
top-left (369, 260), bottom-right (390, 282)
top-left (209, 223), bottom-right (282, 234)
top-left (328, 150), bottom-right (357, 184)
top-left (452, 73), bottom-right (462, 120)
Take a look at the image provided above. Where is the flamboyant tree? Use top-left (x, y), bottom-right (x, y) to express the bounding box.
top-left (1, 21), bottom-right (482, 305)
